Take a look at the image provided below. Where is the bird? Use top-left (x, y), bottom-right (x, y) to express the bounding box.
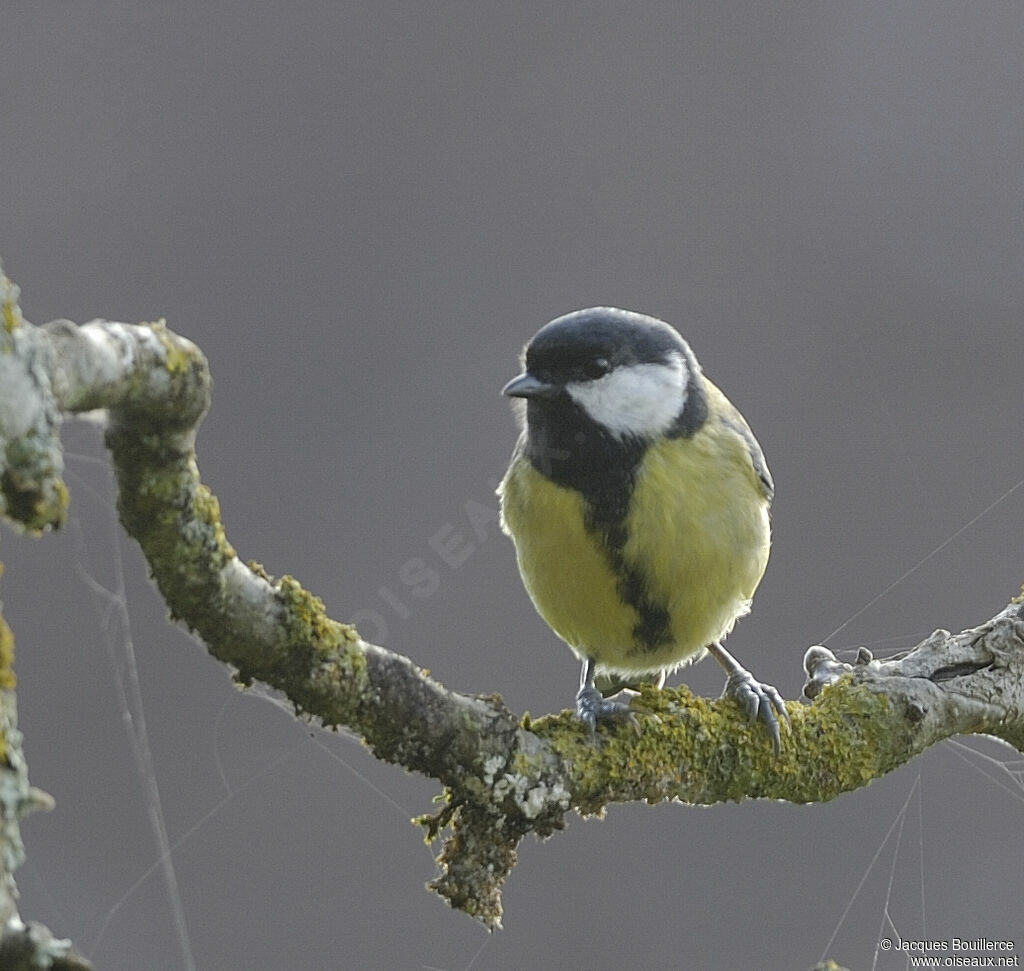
top-left (498, 306), bottom-right (788, 751)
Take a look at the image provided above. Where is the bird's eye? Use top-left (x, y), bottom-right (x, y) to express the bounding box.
top-left (582, 357), bottom-right (610, 380)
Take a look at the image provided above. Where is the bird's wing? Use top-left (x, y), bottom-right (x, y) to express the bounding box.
top-left (707, 381), bottom-right (775, 503)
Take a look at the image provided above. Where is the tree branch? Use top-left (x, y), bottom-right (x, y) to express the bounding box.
top-left (1, 264), bottom-right (1022, 940)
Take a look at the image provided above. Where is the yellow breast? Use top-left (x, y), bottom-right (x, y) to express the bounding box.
top-left (499, 419), bottom-right (770, 677)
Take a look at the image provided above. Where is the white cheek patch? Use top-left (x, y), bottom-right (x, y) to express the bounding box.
top-left (566, 354), bottom-right (688, 439)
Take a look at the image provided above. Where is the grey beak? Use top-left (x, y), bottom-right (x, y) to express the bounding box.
top-left (501, 373), bottom-right (560, 400)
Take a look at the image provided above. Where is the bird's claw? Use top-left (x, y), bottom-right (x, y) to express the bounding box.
top-left (724, 669), bottom-right (790, 756)
top-left (576, 685), bottom-right (637, 735)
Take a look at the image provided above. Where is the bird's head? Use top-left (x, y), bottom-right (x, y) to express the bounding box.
top-left (503, 307), bottom-right (701, 442)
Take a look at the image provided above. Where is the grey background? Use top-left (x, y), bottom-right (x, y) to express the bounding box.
top-left (4, 4), bottom-right (1024, 969)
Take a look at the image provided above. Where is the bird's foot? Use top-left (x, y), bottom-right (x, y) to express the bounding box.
top-left (723, 668), bottom-right (790, 756)
top-left (575, 685), bottom-right (636, 734)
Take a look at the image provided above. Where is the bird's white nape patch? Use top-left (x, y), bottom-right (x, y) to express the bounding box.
top-left (566, 352), bottom-right (689, 439)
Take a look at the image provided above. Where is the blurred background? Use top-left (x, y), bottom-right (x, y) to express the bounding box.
top-left (3, 4), bottom-right (1023, 968)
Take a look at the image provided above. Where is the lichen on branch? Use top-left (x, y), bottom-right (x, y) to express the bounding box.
top-left (1, 263), bottom-right (1023, 934)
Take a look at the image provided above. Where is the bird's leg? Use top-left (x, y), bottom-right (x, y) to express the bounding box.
top-left (706, 641), bottom-right (789, 756)
top-left (594, 668), bottom-right (665, 697)
top-left (575, 657), bottom-right (635, 732)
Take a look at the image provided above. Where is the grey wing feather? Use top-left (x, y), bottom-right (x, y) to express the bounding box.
top-left (722, 412), bottom-right (774, 503)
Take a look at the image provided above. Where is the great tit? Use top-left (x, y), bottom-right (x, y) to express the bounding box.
top-left (498, 307), bottom-right (788, 750)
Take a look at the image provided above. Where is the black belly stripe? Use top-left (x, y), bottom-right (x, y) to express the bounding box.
top-left (523, 394), bottom-right (683, 654)
top-left (617, 558), bottom-right (673, 652)
top-left (583, 493), bottom-right (673, 653)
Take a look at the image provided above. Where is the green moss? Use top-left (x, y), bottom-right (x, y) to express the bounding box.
top-left (247, 560), bottom-right (272, 581)
top-left (193, 484), bottom-right (236, 560)
top-left (147, 318), bottom-right (191, 375)
top-left (0, 609), bottom-right (15, 691)
top-left (1, 468), bottom-right (69, 533)
top-left (273, 574), bottom-right (367, 719)
top-left (54, 479), bottom-right (70, 521)
top-left (277, 575), bottom-right (346, 654)
top-left (275, 574), bottom-right (361, 651)
top-left (1, 274), bottom-right (22, 333)
top-left (529, 677), bottom-right (898, 813)
top-left (313, 641), bottom-right (368, 692)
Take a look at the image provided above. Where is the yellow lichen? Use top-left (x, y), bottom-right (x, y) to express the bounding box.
top-left (0, 611), bottom-right (15, 690)
top-left (193, 484), bottom-right (236, 560)
top-left (147, 318), bottom-right (191, 375)
top-left (276, 574), bottom-right (362, 662)
top-left (529, 677), bottom-right (896, 813)
top-left (1, 273), bottom-right (22, 333)
top-left (1, 471), bottom-right (69, 533)
top-left (247, 560), bottom-right (272, 581)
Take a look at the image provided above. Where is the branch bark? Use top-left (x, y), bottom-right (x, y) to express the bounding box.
top-left (1, 264), bottom-right (1022, 942)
